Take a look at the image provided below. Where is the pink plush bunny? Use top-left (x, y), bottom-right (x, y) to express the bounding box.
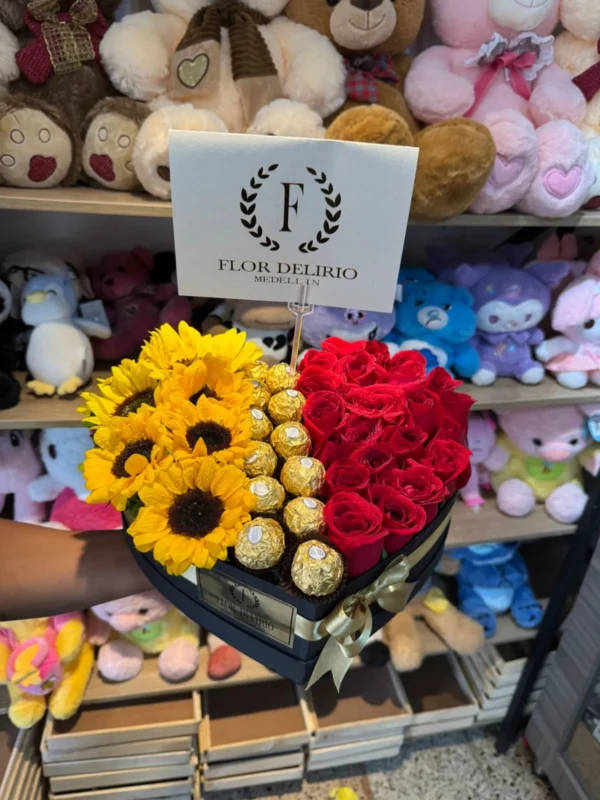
top-left (405, 0), bottom-right (593, 217)
top-left (0, 430), bottom-right (44, 523)
top-left (460, 413), bottom-right (509, 509)
top-left (536, 252), bottom-right (600, 388)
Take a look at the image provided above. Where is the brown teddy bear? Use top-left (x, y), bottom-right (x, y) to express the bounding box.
top-left (0, 0), bottom-right (148, 190)
top-left (284, 0), bottom-right (496, 221)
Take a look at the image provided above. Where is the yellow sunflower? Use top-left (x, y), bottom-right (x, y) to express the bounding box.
top-left (129, 457), bottom-right (256, 574)
top-left (164, 395), bottom-right (252, 467)
top-left (140, 322), bottom-right (262, 378)
top-left (84, 408), bottom-right (170, 511)
top-left (79, 359), bottom-right (158, 428)
top-left (155, 356), bottom-right (253, 411)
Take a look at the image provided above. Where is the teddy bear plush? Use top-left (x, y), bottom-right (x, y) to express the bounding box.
top-left (284, 0), bottom-right (496, 222)
top-left (460, 413), bottom-right (508, 509)
top-left (490, 405), bottom-right (600, 524)
top-left (0, 430), bottom-right (44, 523)
top-left (204, 300), bottom-right (296, 364)
top-left (0, 278), bottom-right (21, 410)
top-left (405, 0), bottom-right (594, 217)
top-left (94, 0), bottom-right (346, 199)
top-left (386, 278), bottom-right (480, 377)
top-left (0, 614), bottom-right (94, 728)
top-left (446, 259), bottom-right (570, 386)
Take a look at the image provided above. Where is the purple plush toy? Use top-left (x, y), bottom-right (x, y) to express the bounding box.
top-left (448, 261), bottom-right (570, 386)
top-left (302, 306), bottom-right (396, 348)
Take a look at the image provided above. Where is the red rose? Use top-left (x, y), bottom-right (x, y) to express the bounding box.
top-left (322, 337), bottom-right (365, 358)
top-left (299, 349), bottom-right (338, 372)
top-left (404, 386), bottom-right (442, 436)
top-left (382, 464), bottom-right (448, 523)
top-left (314, 438), bottom-right (353, 469)
top-left (386, 351), bottom-right (427, 386)
top-left (438, 414), bottom-right (466, 443)
top-left (302, 390), bottom-right (346, 445)
top-left (324, 492), bottom-right (385, 577)
top-left (350, 443), bottom-right (395, 476)
top-left (345, 385), bottom-right (407, 423)
top-left (381, 423), bottom-right (428, 461)
top-left (370, 484), bottom-right (426, 553)
top-left (325, 459), bottom-right (371, 498)
top-left (426, 367), bottom-right (461, 394)
top-left (297, 366), bottom-right (344, 397)
top-left (420, 436), bottom-right (472, 492)
top-left (438, 389), bottom-right (474, 432)
top-left (339, 415), bottom-right (382, 446)
top-left (338, 351), bottom-right (383, 386)
top-left (364, 340), bottom-right (390, 367)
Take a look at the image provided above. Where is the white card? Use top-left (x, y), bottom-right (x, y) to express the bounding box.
top-left (170, 131), bottom-right (418, 313)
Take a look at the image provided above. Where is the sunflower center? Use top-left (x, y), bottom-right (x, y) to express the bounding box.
top-left (186, 422), bottom-right (232, 454)
top-left (115, 389), bottom-right (155, 417)
top-left (112, 438), bottom-right (154, 478)
top-left (189, 386), bottom-right (219, 405)
top-left (167, 489), bottom-right (225, 538)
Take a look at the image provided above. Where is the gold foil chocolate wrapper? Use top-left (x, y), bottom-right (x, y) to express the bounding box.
top-left (244, 441), bottom-right (278, 477)
top-left (248, 476), bottom-right (285, 513)
top-left (270, 422), bottom-right (311, 458)
top-left (268, 389), bottom-right (306, 425)
top-left (235, 518), bottom-right (285, 570)
top-left (249, 407), bottom-right (273, 441)
top-left (280, 456), bottom-right (325, 497)
top-left (244, 362), bottom-right (269, 382)
top-left (250, 380), bottom-right (271, 410)
top-left (284, 496), bottom-right (325, 538)
top-left (265, 363), bottom-right (297, 393)
top-left (291, 540), bottom-right (344, 597)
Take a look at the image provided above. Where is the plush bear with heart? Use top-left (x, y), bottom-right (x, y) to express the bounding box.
top-left (0, 0), bottom-right (149, 190)
top-left (405, 0), bottom-right (594, 217)
top-left (95, 0), bottom-right (346, 199)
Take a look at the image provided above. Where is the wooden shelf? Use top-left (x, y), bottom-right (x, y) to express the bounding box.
top-left (419, 210), bottom-right (600, 228)
top-left (448, 498), bottom-right (575, 548)
top-left (464, 376), bottom-right (600, 411)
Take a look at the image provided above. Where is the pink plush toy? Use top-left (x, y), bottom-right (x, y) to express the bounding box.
top-left (460, 413), bottom-right (508, 509)
top-left (489, 405), bottom-right (600, 523)
top-left (405, 0), bottom-right (593, 217)
top-left (0, 430), bottom-right (44, 523)
top-left (536, 252), bottom-right (600, 389)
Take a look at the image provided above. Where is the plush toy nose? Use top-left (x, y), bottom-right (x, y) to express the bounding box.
top-left (539, 443), bottom-right (572, 462)
top-left (350, 0), bottom-right (383, 10)
top-left (25, 291), bottom-right (47, 304)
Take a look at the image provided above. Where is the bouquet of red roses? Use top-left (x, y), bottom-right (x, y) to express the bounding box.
top-left (298, 338), bottom-right (473, 578)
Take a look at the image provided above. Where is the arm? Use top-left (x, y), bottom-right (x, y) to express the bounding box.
top-left (405, 47), bottom-right (475, 124)
top-left (29, 473), bottom-right (63, 503)
top-left (483, 445), bottom-right (510, 473)
top-left (268, 18), bottom-right (346, 119)
top-left (530, 63), bottom-right (587, 127)
top-left (535, 335), bottom-right (577, 362)
top-left (0, 522), bottom-right (151, 622)
top-left (452, 342), bottom-right (480, 379)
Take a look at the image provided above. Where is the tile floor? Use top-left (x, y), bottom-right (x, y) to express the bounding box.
top-left (209, 727), bottom-right (557, 800)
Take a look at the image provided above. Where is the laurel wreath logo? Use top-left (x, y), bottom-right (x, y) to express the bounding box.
top-left (240, 164), bottom-right (280, 252)
top-left (229, 583), bottom-right (260, 609)
top-left (299, 168), bottom-right (342, 254)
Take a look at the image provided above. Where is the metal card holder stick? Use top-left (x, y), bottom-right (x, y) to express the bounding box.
top-left (288, 284), bottom-right (314, 374)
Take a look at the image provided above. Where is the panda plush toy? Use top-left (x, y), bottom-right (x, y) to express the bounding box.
top-left (0, 279), bottom-right (21, 410)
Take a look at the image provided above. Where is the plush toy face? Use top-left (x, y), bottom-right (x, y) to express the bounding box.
top-left (21, 276), bottom-right (76, 326)
top-left (552, 276), bottom-right (600, 342)
top-left (90, 248), bottom-right (153, 301)
top-left (1, 249), bottom-right (81, 314)
top-left (40, 428), bottom-right (93, 498)
top-left (467, 414), bottom-right (496, 465)
top-left (432, 0), bottom-right (559, 49)
top-left (302, 305), bottom-right (395, 347)
top-left (499, 406), bottom-right (590, 463)
top-left (91, 591), bottom-right (171, 635)
top-left (234, 300), bottom-right (295, 331)
top-left (397, 282), bottom-right (476, 344)
top-left (0, 431), bottom-right (35, 477)
top-left (284, 0), bottom-right (424, 55)
top-left (561, 0), bottom-right (600, 41)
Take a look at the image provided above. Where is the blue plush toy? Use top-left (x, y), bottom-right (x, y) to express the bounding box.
top-left (386, 279), bottom-right (480, 377)
top-left (450, 544), bottom-right (543, 638)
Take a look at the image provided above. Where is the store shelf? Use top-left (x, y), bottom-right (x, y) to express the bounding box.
top-left (464, 377), bottom-right (600, 411)
top-left (448, 498), bottom-right (575, 548)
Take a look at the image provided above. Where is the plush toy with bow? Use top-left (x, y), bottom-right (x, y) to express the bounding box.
top-left (302, 305), bottom-right (396, 350)
top-left (0, 614), bottom-right (94, 728)
top-left (0, 430), bottom-right (44, 523)
top-left (460, 413), bottom-right (508, 509)
top-left (405, 0), bottom-right (593, 217)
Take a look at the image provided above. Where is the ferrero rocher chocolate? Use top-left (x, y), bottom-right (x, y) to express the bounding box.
top-left (270, 422), bottom-right (311, 459)
top-left (249, 408), bottom-right (273, 441)
top-left (248, 476), bottom-right (285, 514)
top-left (250, 380), bottom-right (271, 410)
top-left (244, 362), bottom-right (269, 382)
top-left (291, 540), bottom-right (344, 597)
top-left (244, 441), bottom-right (277, 477)
top-left (284, 496), bottom-right (325, 538)
top-left (268, 389), bottom-right (306, 425)
top-left (280, 456), bottom-right (325, 497)
top-left (235, 518), bottom-right (285, 570)
top-left (265, 363), bottom-right (297, 393)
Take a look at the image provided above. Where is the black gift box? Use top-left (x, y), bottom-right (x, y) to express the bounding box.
top-left (127, 497), bottom-right (455, 685)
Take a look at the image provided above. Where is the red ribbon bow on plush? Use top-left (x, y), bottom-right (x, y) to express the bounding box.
top-left (344, 53), bottom-right (399, 104)
top-left (573, 40), bottom-right (600, 102)
top-left (467, 48), bottom-right (537, 117)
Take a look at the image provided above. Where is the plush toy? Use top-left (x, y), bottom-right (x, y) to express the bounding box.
top-left (447, 260), bottom-right (570, 386)
top-left (301, 305), bottom-right (396, 350)
top-left (386, 279), bottom-right (479, 377)
top-left (0, 430), bottom-right (44, 523)
top-left (0, 614), bottom-right (94, 728)
top-left (460, 413), bottom-right (508, 509)
top-left (450, 544), bottom-right (543, 638)
top-left (96, 0), bottom-right (346, 199)
top-left (0, 279), bottom-right (21, 410)
top-left (0, 0), bottom-right (148, 190)
top-left (29, 428), bottom-right (121, 530)
top-left (490, 405), bottom-right (600, 524)
top-left (405, 0), bottom-right (593, 217)
top-left (22, 274), bottom-right (110, 397)
top-left (284, 0), bottom-right (496, 222)
top-left (536, 253), bottom-right (600, 389)
top-left (204, 300), bottom-right (296, 364)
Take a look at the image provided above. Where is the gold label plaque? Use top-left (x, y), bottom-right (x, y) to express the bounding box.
top-left (197, 570), bottom-right (296, 647)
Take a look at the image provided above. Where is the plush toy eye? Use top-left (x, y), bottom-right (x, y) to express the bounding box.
top-left (326, 0), bottom-right (340, 6)
top-left (117, 265), bottom-right (126, 273)
top-left (532, 437), bottom-right (542, 446)
top-left (48, 444), bottom-right (57, 459)
top-left (9, 432), bottom-right (20, 447)
top-left (585, 319), bottom-right (595, 330)
top-left (569, 438), bottom-right (579, 445)
top-left (414, 300), bottom-right (424, 307)
top-left (441, 304), bottom-right (451, 311)
top-left (525, 314), bottom-right (533, 322)
top-left (489, 315), bottom-right (499, 324)
top-left (138, 608), bottom-right (149, 615)
top-left (47, 289), bottom-right (57, 296)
